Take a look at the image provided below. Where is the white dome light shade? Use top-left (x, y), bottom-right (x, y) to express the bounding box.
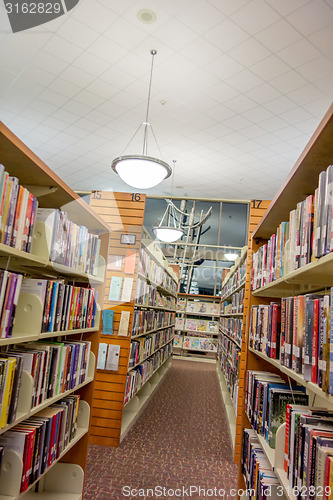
top-left (224, 253), bottom-right (238, 261)
top-left (112, 155), bottom-right (171, 189)
top-left (153, 226), bottom-right (184, 243)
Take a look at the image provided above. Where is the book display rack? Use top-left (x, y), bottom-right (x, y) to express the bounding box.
top-left (217, 247), bottom-right (247, 447)
top-left (173, 293), bottom-right (220, 357)
top-left (0, 122), bottom-right (110, 499)
top-left (236, 104), bottom-right (333, 500)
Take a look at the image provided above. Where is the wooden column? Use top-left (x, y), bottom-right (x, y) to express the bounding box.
top-left (235, 199), bottom-right (271, 488)
top-left (88, 191), bottom-right (146, 447)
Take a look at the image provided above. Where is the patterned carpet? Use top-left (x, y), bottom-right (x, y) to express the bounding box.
top-left (84, 358), bottom-right (238, 499)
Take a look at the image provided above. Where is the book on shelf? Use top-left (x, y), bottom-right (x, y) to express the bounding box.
top-left (35, 208), bottom-right (101, 275)
top-left (242, 428), bottom-right (281, 498)
top-left (102, 309), bottom-right (114, 335)
top-left (284, 406), bottom-right (333, 494)
top-left (0, 394), bottom-right (80, 492)
top-left (173, 335), bottom-right (183, 348)
top-left (131, 309), bottom-right (174, 337)
top-left (9, 340), bottom-right (91, 408)
top-left (183, 336), bottom-right (216, 352)
top-left (0, 270), bottom-right (23, 339)
top-left (251, 165), bottom-right (333, 290)
top-left (19, 278), bottom-right (98, 333)
top-left (0, 166), bottom-right (38, 254)
top-left (124, 342), bottom-right (172, 404)
top-left (251, 288), bottom-right (333, 396)
top-left (245, 370), bottom-right (308, 450)
top-left (176, 297), bottom-right (186, 312)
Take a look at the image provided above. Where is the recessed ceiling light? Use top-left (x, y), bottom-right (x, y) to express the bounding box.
top-left (137, 9), bottom-right (157, 24)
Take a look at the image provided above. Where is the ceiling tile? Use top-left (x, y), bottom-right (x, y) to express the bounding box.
top-left (204, 18), bottom-right (250, 51)
top-left (246, 82), bottom-right (281, 104)
top-left (269, 70), bottom-right (308, 94)
top-left (227, 38), bottom-right (271, 67)
top-left (251, 55), bottom-right (290, 80)
top-left (43, 35), bottom-right (82, 63)
top-left (287, 84), bottom-right (324, 106)
top-left (286, 0), bottom-right (333, 36)
top-left (297, 55), bottom-right (333, 81)
top-left (57, 17), bottom-right (99, 49)
top-left (230, 0), bottom-right (281, 35)
top-left (175, 0), bottom-right (225, 34)
top-left (309, 24), bottom-right (333, 60)
top-left (225, 70), bottom-right (264, 93)
top-left (224, 94), bottom-right (256, 113)
top-left (255, 19), bottom-right (302, 52)
top-left (71, 0), bottom-right (118, 31)
top-left (266, 0), bottom-right (311, 16)
top-left (277, 38), bottom-right (321, 67)
top-left (204, 54), bottom-right (243, 80)
top-left (264, 95), bottom-right (298, 114)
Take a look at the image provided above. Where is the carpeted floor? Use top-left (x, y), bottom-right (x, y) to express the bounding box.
top-left (84, 358), bottom-right (238, 499)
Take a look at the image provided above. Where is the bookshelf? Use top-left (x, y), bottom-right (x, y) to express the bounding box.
top-left (173, 293), bottom-right (220, 357)
top-left (217, 247), bottom-right (247, 447)
top-left (121, 237), bottom-right (177, 440)
top-left (0, 122), bottom-right (110, 499)
top-left (88, 193), bottom-right (177, 446)
top-left (237, 104), bottom-right (333, 499)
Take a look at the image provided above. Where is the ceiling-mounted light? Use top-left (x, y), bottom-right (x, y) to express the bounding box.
top-left (153, 202), bottom-right (184, 243)
top-left (224, 253), bottom-right (238, 261)
top-left (111, 50), bottom-right (171, 189)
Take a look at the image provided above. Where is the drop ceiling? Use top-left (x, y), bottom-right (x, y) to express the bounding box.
top-left (0, 0), bottom-right (333, 201)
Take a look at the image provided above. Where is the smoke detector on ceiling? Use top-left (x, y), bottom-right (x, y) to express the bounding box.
top-left (137, 9), bottom-right (157, 24)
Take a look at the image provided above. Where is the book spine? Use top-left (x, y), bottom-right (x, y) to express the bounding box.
top-left (311, 298), bottom-right (319, 384)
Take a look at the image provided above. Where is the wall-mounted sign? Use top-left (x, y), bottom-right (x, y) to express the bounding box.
top-left (120, 233), bottom-right (136, 245)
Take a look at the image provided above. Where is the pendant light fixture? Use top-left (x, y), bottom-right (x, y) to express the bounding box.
top-left (111, 49), bottom-right (172, 189)
top-left (153, 201), bottom-right (184, 243)
top-left (224, 252), bottom-right (238, 261)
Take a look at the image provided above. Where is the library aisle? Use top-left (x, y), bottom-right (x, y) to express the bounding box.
top-left (84, 359), bottom-right (238, 499)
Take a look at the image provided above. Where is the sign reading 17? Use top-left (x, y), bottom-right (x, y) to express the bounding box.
top-left (251, 200), bottom-right (262, 208)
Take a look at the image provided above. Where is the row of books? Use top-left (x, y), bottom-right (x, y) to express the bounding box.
top-left (218, 334), bottom-right (240, 371)
top-left (0, 165), bottom-right (38, 253)
top-left (21, 278), bottom-right (98, 334)
top-left (37, 208), bottom-right (101, 275)
top-left (131, 309), bottom-right (175, 337)
top-left (249, 302), bottom-right (281, 359)
top-left (0, 394), bottom-right (80, 492)
top-left (217, 353), bottom-right (239, 405)
top-left (138, 247), bottom-right (177, 296)
top-left (242, 429), bottom-right (281, 500)
top-left (285, 403), bottom-right (333, 497)
top-left (251, 164), bottom-right (333, 290)
top-left (176, 298), bottom-right (220, 315)
top-left (182, 336), bottom-right (217, 352)
top-left (221, 288), bottom-right (245, 315)
top-left (135, 278), bottom-right (176, 309)
top-left (128, 328), bottom-right (173, 369)
top-left (250, 290), bottom-right (333, 392)
top-left (0, 270), bottom-right (23, 339)
top-left (124, 344), bottom-right (172, 404)
top-left (221, 259), bottom-right (246, 299)
top-left (220, 317), bottom-right (243, 345)
top-left (175, 318), bottom-right (218, 334)
top-left (245, 370), bottom-right (308, 449)
top-left (1, 340), bottom-right (90, 417)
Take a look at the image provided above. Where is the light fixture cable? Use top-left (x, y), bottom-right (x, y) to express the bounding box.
top-left (111, 49), bottom-right (171, 189)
